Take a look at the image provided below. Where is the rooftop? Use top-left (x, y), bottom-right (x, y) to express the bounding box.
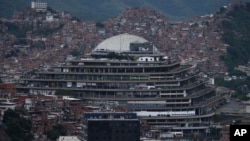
top-left (93, 33), bottom-right (158, 53)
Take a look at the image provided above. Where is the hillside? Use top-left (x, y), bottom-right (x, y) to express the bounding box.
top-left (220, 2), bottom-right (250, 70)
top-left (1, 0), bottom-right (250, 21)
top-left (1, 1), bottom-right (250, 76)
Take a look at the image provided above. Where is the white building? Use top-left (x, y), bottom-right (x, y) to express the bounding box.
top-left (31, 1), bottom-right (47, 12)
top-left (46, 15), bottom-right (54, 22)
top-left (0, 99), bottom-right (16, 115)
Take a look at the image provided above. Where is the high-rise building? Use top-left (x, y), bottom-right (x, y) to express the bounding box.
top-left (17, 33), bottom-right (230, 137)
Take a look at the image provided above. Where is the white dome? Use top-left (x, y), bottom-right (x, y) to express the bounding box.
top-left (93, 33), bottom-right (157, 52)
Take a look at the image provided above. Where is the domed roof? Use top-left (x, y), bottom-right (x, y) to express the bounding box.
top-left (93, 33), bottom-right (157, 52)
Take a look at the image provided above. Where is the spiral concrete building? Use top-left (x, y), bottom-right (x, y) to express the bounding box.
top-left (17, 34), bottom-right (230, 138)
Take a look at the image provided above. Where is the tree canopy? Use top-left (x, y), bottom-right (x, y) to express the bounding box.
top-left (46, 124), bottom-right (67, 140)
top-left (3, 109), bottom-right (33, 141)
top-left (220, 3), bottom-right (250, 71)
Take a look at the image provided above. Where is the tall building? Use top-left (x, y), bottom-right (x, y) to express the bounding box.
top-left (17, 33), bottom-right (230, 138)
top-left (83, 112), bottom-right (140, 141)
top-left (31, 1), bottom-right (47, 12)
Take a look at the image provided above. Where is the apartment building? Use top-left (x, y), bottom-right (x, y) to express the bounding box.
top-left (31, 1), bottom-right (47, 12)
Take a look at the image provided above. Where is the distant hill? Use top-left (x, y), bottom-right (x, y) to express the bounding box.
top-left (1, 0), bottom-right (250, 21)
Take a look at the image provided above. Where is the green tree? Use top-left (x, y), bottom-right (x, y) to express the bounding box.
top-left (2, 109), bottom-right (19, 123)
top-left (220, 3), bottom-right (250, 72)
top-left (33, 24), bottom-right (64, 36)
top-left (3, 109), bottom-right (33, 141)
top-left (70, 49), bottom-right (81, 57)
top-left (46, 124), bottom-right (67, 140)
top-left (5, 22), bottom-right (30, 38)
top-left (96, 22), bottom-right (104, 28)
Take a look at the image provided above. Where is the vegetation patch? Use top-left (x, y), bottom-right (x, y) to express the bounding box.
top-left (220, 3), bottom-right (250, 71)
